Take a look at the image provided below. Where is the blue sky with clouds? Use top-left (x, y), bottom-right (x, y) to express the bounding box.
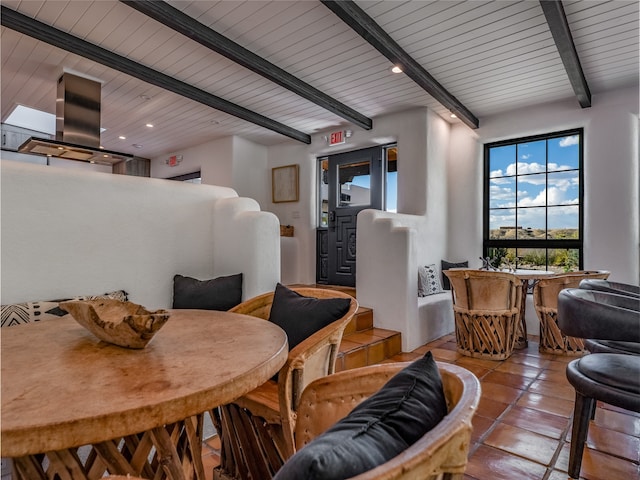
top-left (489, 135), bottom-right (580, 232)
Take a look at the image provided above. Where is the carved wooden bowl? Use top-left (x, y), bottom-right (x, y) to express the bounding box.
top-left (59, 299), bottom-right (170, 349)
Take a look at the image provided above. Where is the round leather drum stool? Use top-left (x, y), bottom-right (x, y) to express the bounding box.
top-left (565, 354), bottom-right (640, 478)
top-left (558, 288), bottom-right (640, 479)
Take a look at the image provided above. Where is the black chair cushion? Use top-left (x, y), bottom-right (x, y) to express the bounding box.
top-left (268, 283), bottom-right (351, 351)
top-left (441, 259), bottom-right (468, 290)
top-left (273, 352), bottom-right (448, 480)
top-left (574, 354), bottom-right (640, 395)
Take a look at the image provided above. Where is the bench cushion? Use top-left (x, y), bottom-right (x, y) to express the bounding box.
top-left (1, 290), bottom-right (128, 328)
top-left (172, 273), bottom-right (242, 311)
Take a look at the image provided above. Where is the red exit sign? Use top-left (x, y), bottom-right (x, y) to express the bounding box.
top-left (329, 130), bottom-right (346, 146)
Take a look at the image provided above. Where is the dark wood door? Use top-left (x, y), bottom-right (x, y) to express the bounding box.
top-left (322, 146), bottom-right (383, 286)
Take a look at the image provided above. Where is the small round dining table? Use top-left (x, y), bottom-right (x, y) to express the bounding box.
top-left (1, 309), bottom-right (288, 480)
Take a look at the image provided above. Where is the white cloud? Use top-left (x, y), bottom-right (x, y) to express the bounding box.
top-left (490, 176), bottom-right (512, 185)
top-left (548, 176), bottom-right (578, 190)
top-left (559, 135), bottom-right (579, 147)
top-left (548, 162), bottom-right (572, 171)
top-left (518, 174), bottom-right (547, 186)
top-left (506, 161), bottom-right (545, 176)
top-left (521, 154), bottom-right (531, 160)
top-left (518, 189), bottom-right (546, 207)
top-left (517, 187), bottom-right (578, 207)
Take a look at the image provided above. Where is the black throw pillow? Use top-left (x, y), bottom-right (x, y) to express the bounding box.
top-left (172, 273), bottom-right (242, 310)
top-left (441, 260), bottom-right (469, 290)
top-left (268, 283), bottom-right (351, 351)
top-left (273, 352), bottom-right (448, 480)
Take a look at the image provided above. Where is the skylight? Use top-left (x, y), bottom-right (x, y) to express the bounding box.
top-left (5, 105), bottom-right (55, 135)
top-left (5, 105), bottom-right (107, 135)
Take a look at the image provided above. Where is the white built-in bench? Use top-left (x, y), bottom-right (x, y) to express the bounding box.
top-left (417, 292), bottom-right (454, 345)
top-left (356, 210), bottom-right (455, 352)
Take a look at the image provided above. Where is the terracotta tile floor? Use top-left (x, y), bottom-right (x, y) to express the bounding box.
top-left (200, 334), bottom-right (640, 480)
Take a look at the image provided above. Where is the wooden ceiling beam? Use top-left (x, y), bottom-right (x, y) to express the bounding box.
top-left (0, 5), bottom-right (311, 144)
top-left (540, 0), bottom-right (591, 108)
top-left (321, 0), bottom-right (479, 129)
top-left (121, 0), bottom-right (373, 131)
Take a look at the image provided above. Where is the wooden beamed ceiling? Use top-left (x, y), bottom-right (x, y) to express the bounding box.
top-left (120, 0), bottom-right (373, 132)
top-left (321, 0), bottom-right (480, 129)
top-left (0, 5), bottom-right (311, 144)
top-left (1, 0), bottom-right (631, 154)
top-left (539, 0), bottom-right (592, 108)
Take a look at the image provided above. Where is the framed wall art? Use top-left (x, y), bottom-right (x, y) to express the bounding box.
top-left (272, 164), bottom-right (299, 203)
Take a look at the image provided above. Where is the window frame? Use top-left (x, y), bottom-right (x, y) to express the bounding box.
top-left (168, 170), bottom-right (201, 183)
top-left (483, 128), bottom-right (584, 270)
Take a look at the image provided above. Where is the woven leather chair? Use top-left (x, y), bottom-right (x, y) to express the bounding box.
top-left (557, 288), bottom-right (640, 479)
top-left (290, 362), bottom-right (480, 479)
top-left (214, 287), bottom-right (358, 480)
top-left (579, 279), bottom-right (640, 354)
top-left (532, 270), bottom-right (610, 355)
top-left (444, 269), bottom-right (522, 360)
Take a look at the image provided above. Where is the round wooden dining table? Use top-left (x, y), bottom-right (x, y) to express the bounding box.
top-left (1, 309), bottom-right (288, 480)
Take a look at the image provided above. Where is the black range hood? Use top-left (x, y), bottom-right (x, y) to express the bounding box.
top-left (18, 72), bottom-right (135, 166)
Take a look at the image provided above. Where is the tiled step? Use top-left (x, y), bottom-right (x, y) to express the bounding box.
top-left (344, 306), bottom-right (373, 335)
top-left (339, 298), bottom-right (403, 371)
top-left (285, 284), bottom-right (404, 372)
top-left (337, 324), bottom-right (402, 372)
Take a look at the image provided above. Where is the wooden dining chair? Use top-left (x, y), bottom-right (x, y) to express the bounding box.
top-left (533, 270), bottom-right (610, 355)
top-left (282, 361), bottom-right (481, 479)
top-left (213, 286), bottom-right (358, 480)
top-left (444, 269), bottom-right (522, 360)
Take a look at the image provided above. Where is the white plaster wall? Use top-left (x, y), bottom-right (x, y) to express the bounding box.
top-left (1, 160), bottom-right (279, 308)
top-left (267, 108), bottom-right (439, 284)
top-left (150, 136), bottom-right (234, 187)
top-left (449, 86), bottom-right (639, 285)
top-left (231, 136), bottom-right (269, 209)
top-left (446, 123), bottom-right (482, 266)
top-left (355, 110), bottom-right (452, 350)
top-left (150, 136), bottom-right (269, 209)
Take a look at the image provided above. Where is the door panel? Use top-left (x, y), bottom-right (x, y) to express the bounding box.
top-left (322, 146), bottom-right (383, 286)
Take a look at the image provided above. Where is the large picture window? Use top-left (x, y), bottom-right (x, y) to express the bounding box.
top-left (483, 128), bottom-right (583, 273)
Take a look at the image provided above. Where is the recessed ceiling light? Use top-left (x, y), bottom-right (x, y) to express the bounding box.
top-left (450, 113), bottom-right (457, 119)
top-left (139, 94), bottom-right (152, 101)
top-left (146, 123), bottom-right (154, 128)
top-left (391, 66), bottom-right (403, 74)
top-left (132, 144), bottom-right (143, 149)
top-left (119, 135), bottom-right (126, 140)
